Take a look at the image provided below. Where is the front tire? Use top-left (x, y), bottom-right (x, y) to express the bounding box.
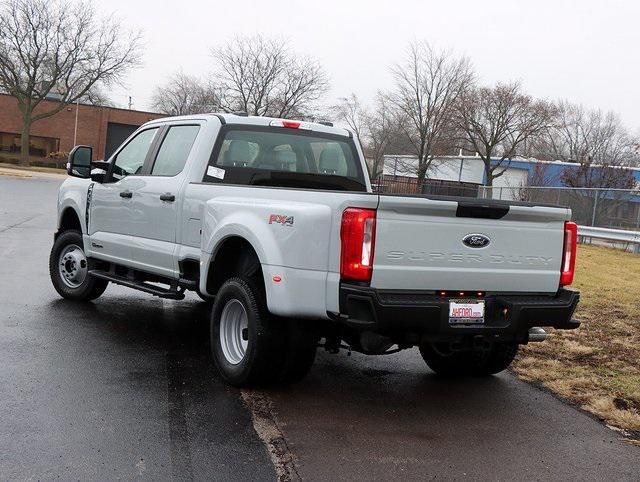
top-left (49, 230), bottom-right (108, 301)
top-left (210, 276), bottom-right (286, 387)
top-left (420, 342), bottom-right (518, 376)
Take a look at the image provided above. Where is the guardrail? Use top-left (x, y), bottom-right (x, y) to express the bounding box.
top-left (578, 225), bottom-right (640, 254)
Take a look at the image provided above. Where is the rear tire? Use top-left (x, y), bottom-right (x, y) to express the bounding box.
top-left (420, 342), bottom-right (518, 376)
top-left (276, 319), bottom-right (318, 385)
top-left (49, 230), bottom-right (108, 301)
top-left (210, 276), bottom-right (286, 387)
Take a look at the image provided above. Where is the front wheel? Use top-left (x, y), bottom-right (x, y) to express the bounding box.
top-left (49, 230), bottom-right (108, 301)
top-left (419, 342), bottom-right (518, 376)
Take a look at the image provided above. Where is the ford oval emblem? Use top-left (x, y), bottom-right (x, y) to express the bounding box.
top-left (463, 233), bottom-right (491, 248)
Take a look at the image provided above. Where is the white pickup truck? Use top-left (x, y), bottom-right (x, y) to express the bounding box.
top-left (51, 113), bottom-right (580, 386)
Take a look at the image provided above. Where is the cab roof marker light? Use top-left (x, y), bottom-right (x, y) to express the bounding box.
top-left (269, 119), bottom-right (311, 130)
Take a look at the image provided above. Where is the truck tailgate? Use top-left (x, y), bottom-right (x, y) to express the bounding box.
top-left (370, 196), bottom-right (570, 294)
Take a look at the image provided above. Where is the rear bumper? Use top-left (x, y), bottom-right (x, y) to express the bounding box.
top-left (337, 285), bottom-right (580, 342)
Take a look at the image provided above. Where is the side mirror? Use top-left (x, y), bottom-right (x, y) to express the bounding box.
top-left (67, 145), bottom-right (93, 179)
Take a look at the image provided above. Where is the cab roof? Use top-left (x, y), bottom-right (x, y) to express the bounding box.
top-left (144, 112), bottom-right (352, 138)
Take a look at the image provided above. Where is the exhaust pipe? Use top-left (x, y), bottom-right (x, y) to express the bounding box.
top-left (528, 327), bottom-right (547, 342)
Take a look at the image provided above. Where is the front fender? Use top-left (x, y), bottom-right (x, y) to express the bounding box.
top-left (57, 178), bottom-right (91, 235)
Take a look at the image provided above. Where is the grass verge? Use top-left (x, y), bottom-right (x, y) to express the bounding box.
top-left (513, 244), bottom-right (640, 439)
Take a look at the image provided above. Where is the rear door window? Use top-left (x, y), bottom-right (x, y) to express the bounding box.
top-left (151, 125), bottom-right (200, 176)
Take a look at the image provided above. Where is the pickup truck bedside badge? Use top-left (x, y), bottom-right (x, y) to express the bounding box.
top-left (462, 234), bottom-right (491, 248)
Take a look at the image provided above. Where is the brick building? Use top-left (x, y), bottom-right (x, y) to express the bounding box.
top-left (0, 93), bottom-right (164, 164)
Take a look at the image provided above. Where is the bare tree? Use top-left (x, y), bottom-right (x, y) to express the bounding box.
top-left (366, 94), bottom-right (396, 179)
top-left (332, 93), bottom-right (396, 180)
top-left (0, 0), bottom-right (142, 165)
top-left (151, 72), bottom-right (219, 115)
top-left (527, 101), bottom-right (638, 225)
top-left (79, 87), bottom-right (115, 107)
top-left (536, 101), bottom-right (638, 185)
top-left (453, 81), bottom-right (554, 187)
top-left (333, 93), bottom-right (368, 142)
top-left (211, 35), bottom-right (329, 118)
top-left (388, 40), bottom-right (474, 183)
top-left (554, 104), bottom-right (638, 225)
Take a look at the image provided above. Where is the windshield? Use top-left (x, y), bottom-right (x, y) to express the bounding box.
top-left (203, 126), bottom-right (367, 191)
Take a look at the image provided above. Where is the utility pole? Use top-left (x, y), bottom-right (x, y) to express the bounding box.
top-left (73, 99), bottom-right (80, 147)
top-left (128, 96), bottom-right (133, 110)
top-left (591, 192), bottom-right (599, 227)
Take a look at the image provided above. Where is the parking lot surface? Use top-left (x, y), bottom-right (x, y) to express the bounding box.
top-left (1, 174), bottom-right (639, 481)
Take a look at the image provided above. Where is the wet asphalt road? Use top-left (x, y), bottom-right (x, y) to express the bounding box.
top-left (0, 175), bottom-right (273, 481)
top-left (1, 173), bottom-right (639, 481)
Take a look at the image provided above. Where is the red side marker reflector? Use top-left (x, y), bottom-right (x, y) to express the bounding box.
top-left (272, 275), bottom-right (282, 283)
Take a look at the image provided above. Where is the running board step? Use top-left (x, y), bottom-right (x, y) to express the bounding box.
top-left (88, 270), bottom-right (185, 300)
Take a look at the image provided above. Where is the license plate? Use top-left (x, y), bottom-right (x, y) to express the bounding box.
top-left (449, 300), bottom-right (485, 325)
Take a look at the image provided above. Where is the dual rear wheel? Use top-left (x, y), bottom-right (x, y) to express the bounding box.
top-left (210, 276), bottom-right (318, 387)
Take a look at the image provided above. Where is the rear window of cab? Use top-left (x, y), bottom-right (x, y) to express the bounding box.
top-left (203, 125), bottom-right (367, 191)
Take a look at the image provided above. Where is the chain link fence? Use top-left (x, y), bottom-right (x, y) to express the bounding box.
top-left (478, 186), bottom-right (640, 230)
top-left (373, 176), bottom-right (640, 230)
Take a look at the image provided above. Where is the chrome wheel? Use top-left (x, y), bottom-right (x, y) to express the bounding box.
top-left (219, 299), bottom-right (249, 365)
top-left (58, 244), bottom-right (88, 288)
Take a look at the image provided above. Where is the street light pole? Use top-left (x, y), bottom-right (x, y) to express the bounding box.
top-left (73, 99), bottom-right (79, 147)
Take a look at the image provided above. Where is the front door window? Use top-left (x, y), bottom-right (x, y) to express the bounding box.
top-left (111, 128), bottom-right (158, 180)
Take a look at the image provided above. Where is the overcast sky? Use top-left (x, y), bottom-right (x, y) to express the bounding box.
top-left (99, 0), bottom-right (640, 130)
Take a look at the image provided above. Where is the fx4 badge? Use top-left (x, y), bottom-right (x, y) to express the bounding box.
top-left (268, 214), bottom-right (294, 226)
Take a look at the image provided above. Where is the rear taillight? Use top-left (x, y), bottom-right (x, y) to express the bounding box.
top-left (560, 221), bottom-right (577, 286)
top-left (340, 208), bottom-right (376, 282)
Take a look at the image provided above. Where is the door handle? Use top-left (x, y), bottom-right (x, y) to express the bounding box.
top-left (160, 193), bottom-right (175, 202)
top-left (119, 190), bottom-right (133, 198)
